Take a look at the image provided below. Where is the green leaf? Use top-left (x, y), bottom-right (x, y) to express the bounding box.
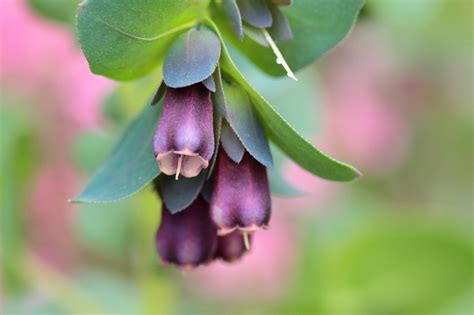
top-left (163, 27), bottom-right (221, 88)
top-left (207, 109), bottom-right (222, 179)
top-left (267, 4), bottom-right (293, 43)
top-left (223, 81), bottom-right (273, 168)
top-left (221, 119), bottom-right (245, 163)
top-left (237, 0), bottom-right (273, 28)
top-left (208, 19), bottom-right (360, 181)
top-left (212, 66), bottom-right (227, 117)
top-left (28, 0), bottom-right (80, 25)
top-left (72, 101), bottom-right (162, 203)
top-left (221, 0), bottom-right (243, 40)
top-left (157, 172), bottom-right (207, 214)
top-left (77, 0), bottom-right (210, 80)
top-left (214, 0), bottom-right (364, 76)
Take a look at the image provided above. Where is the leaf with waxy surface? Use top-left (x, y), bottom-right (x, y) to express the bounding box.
top-left (72, 100), bottom-right (162, 203)
top-left (212, 66), bottom-right (227, 117)
top-left (157, 172), bottom-right (207, 214)
top-left (267, 4), bottom-right (293, 43)
top-left (202, 74), bottom-right (216, 92)
top-left (222, 0), bottom-right (243, 40)
top-left (237, 0), bottom-right (273, 28)
top-left (221, 119), bottom-right (245, 164)
top-left (208, 19), bottom-right (360, 181)
top-left (213, 0), bottom-right (364, 76)
top-left (163, 27), bottom-right (221, 88)
top-left (223, 82), bottom-right (273, 168)
top-left (151, 82), bottom-right (167, 106)
top-left (77, 0), bottom-right (210, 80)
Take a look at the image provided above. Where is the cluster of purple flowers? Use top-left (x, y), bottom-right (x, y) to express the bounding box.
top-left (153, 82), bottom-right (270, 269)
top-left (151, 0), bottom-right (294, 269)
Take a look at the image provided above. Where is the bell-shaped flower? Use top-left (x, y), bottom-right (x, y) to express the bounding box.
top-left (215, 231), bottom-right (251, 263)
top-left (210, 147), bottom-right (272, 235)
top-left (155, 197), bottom-right (218, 269)
top-left (153, 83), bottom-right (214, 179)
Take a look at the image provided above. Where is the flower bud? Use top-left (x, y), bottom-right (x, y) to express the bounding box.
top-left (156, 197), bottom-right (218, 269)
top-left (153, 84), bottom-right (214, 179)
top-left (210, 147), bottom-right (272, 235)
top-left (215, 231), bottom-right (251, 263)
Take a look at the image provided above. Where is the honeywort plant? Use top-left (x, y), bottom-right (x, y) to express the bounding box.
top-left (73, 0), bottom-right (363, 269)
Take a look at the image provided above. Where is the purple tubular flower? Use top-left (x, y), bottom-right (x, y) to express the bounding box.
top-left (215, 231), bottom-right (251, 263)
top-left (210, 147), bottom-right (272, 235)
top-left (156, 197), bottom-right (218, 269)
top-left (153, 83), bottom-right (214, 179)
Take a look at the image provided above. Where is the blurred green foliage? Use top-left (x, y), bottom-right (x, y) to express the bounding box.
top-left (0, 101), bottom-right (39, 293)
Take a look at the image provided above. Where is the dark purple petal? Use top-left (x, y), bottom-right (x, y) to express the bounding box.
top-left (153, 84), bottom-right (214, 178)
top-left (210, 147), bottom-right (271, 235)
top-left (156, 197), bottom-right (218, 269)
top-left (215, 231), bottom-right (251, 262)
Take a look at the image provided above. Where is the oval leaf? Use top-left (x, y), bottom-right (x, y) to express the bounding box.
top-left (72, 101), bottom-right (162, 203)
top-left (208, 20), bottom-right (361, 181)
top-left (212, 66), bottom-right (227, 117)
top-left (77, 0), bottom-right (209, 80)
top-left (202, 74), bottom-right (216, 92)
top-left (236, 0), bottom-right (273, 28)
top-left (163, 27), bottom-right (221, 88)
top-left (158, 172), bottom-right (207, 214)
top-left (268, 4), bottom-right (293, 43)
top-left (221, 119), bottom-right (245, 163)
top-left (207, 109), bottom-right (222, 179)
top-left (223, 82), bottom-right (274, 168)
top-left (222, 0), bottom-right (243, 40)
top-left (214, 0), bottom-right (364, 76)
top-left (151, 82), bottom-right (167, 106)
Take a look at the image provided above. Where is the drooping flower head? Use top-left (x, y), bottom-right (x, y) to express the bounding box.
top-left (153, 83), bottom-right (214, 179)
top-left (210, 147), bottom-right (272, 236)
top-left (156, 196), bottom-right (218, 269)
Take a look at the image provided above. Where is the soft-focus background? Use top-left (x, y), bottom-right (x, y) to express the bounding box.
top-left (1, 0), bottom-right (473, 314)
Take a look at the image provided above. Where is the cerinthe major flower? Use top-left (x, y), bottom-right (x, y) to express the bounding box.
top-left (210, 147), bottom-right (271, 236)
top-left (153, 83), bottom-right (214, 179)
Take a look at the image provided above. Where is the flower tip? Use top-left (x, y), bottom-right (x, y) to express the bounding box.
top-left (217, 226), bottom-right (237, 236)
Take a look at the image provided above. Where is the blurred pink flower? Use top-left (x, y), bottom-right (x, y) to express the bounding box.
top-left (1, 0), bottom-right (113, 269)
top-left (186, 212), bottom-right (296, 302)
top-left (277, 25), bottom-right (416, 212)
top-left (0, 0), bottom-right (113, 130)
top-left (322, 25), bottom-right (410, 175)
